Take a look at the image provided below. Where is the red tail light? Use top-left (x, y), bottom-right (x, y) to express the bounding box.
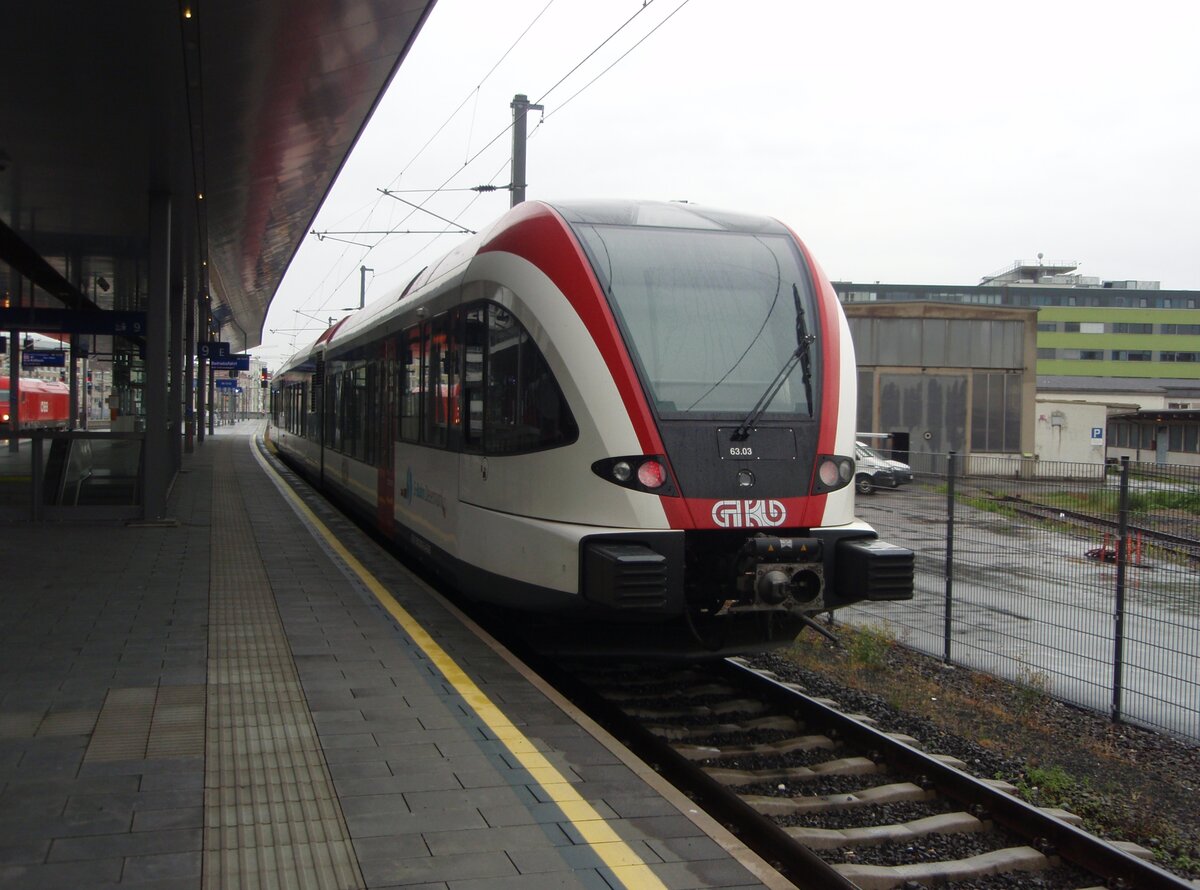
top-left (591, 455), bottom-right (678, 496)
top-left (636, 460), bottom-right (666, 489)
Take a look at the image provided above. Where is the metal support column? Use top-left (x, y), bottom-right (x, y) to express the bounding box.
top-left (509, 93), bottom-right (543, 207)
top-left (6, 323), bottom-right (17, 451)
top-left (6, 274), bottom-right (21, 452)
top-left (185, 278), bottom-right (195, 453)
top-left (143, 192), bottom-right (172, 520)
top-left (169, 250), bottom-right (184, 473)
top-left (68, 334), bottom-right (79, 430)
top-left (196, 304), bottom-right (207, 444)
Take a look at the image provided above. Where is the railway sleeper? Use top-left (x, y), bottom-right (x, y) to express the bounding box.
top-left (786, 810), bottom-right (985, 849)
top-left (707, 754), bottom-right (879, 785)
top-left (643, 715), bottom-right (803, 740)
top-left (674, 733), bottom-right (835, 761)
top-left (832, 845), bottom-right (1050, 890)
top-left (743, 781), bottom-right (933, 815)
top-left (599, 682), bottom-right (737, 703)
top-left (620, 698), bottom-right (769, 720)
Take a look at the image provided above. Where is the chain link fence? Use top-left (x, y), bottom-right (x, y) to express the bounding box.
top-left (841, 454), bottom-right (1200, 744)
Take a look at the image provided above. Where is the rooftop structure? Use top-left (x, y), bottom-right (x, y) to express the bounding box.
top-left (836, 265), bottom-right (1199, 380)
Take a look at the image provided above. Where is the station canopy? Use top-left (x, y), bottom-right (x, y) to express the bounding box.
top-left (0, 1), bottom-right (436, 352)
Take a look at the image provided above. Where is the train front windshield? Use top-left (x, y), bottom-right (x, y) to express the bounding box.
top-left (574, 224), bottom-right (820, 419)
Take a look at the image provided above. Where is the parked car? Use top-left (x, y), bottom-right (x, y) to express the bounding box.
top-left (854, 440), bottom-right (912, 493)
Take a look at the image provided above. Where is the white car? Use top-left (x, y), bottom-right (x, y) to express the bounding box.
top-left (855, 440), bottom-right (913, 492)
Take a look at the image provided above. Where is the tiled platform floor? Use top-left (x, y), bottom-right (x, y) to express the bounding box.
top-left (0, 424), bottom-right (781, 889)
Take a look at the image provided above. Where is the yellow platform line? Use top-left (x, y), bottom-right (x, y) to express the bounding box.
top-left (253, 439), bottom-right (668, 890)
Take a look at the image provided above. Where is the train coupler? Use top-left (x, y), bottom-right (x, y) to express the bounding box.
top-left (726, 535), bottom-right (825, 613)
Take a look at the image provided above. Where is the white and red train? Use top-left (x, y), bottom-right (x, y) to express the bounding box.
top-left (1, 377), bottom-right (71, 434)
top-left (269, 200), bottom-right (912, 656)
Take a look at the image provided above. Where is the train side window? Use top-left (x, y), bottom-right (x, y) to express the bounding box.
top-left (326, 371), bottom-right (342, 451)
top-left (343, 366), bottom-right (368, 460)
top-left (422, 319), bottom-right (447, 447)
top-left (445, 308), bottom-right (463, 450)
top-left (400, 326), bottom-right (421, 442)
top-left (414, 314), bottom-right (462, 450)
top-left (484, 302), bottom-right (578, 455)
top-left (462, 306), bottom-right (486, 452)
top-left (380, 336), bottom-right (399, 459)
top-left (363, 361), bottom-right (378, 466)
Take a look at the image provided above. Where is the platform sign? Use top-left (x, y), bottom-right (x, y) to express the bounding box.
top-left (21, 350), bottom-right (66, 368)
top-left (215, 378), bottom-right (239, 390)
top-left (0, 307), bottom-right (146, 335)
top-left (199, 341), bottom-right (230, 360)
top-left (211, 355), bottom-right (250, 371)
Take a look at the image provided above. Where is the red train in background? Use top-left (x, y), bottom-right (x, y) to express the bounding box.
top-left (0, 378), bottom-right (72, 433)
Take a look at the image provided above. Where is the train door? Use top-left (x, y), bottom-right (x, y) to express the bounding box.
top-left (394, 314), bottom-right (461, 553)
top-left (457, 301), bottom-right (578, 517)
top-left (458, 304), bottom-right (491, 514)
top-left (377, 336), bottom-right (397, 537)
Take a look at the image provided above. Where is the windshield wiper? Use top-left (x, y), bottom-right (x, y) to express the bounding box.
top-left (731, 284), bottom-right (816, 440)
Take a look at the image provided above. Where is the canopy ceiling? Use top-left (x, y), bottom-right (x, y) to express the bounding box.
top-left (0, 0), bottom-right (436, 352)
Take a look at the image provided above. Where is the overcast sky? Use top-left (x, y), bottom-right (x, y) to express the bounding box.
top-left (260, 0), bottom-right (1200, 361)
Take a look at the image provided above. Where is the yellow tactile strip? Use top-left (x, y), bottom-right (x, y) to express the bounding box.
top-left (84, 685), bottom-right (204, 762)
top-left (204, 447), bottom-right (364, 890)
top-left (252, 441), bottom-right (670, 890)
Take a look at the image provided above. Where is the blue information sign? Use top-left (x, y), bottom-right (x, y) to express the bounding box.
top-left (0, 307), bottom-right (146, 335)
top-left (215, 378), bottom-right (239, 390)
top-left (211, 356), bottom-right (250, 371)
top-left (21, 350), bottom-right (67, 368)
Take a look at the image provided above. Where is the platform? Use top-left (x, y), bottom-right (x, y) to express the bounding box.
top-left (0, 422), bottom-right (785, 889)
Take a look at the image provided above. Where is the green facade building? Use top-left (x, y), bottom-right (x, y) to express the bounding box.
top-left (835, 261), bottom-right (1200, 381)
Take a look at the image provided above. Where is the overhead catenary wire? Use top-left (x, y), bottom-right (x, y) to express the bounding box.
top-left (290, 0), bottom-right (693, 340)
top-left (532, 0), bottom-right (657, 108)
top-left (538, 0), bottom-right (693, 123)
top-left (290, 2), bottom-right (559, 329)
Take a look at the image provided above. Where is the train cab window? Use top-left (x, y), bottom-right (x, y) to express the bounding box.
top-left (483, 302), bottom-right (577, 454)
top-left (573, 224), bottom-right (819, 419)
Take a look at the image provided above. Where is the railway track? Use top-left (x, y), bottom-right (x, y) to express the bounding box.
top-left (545, 655), bottom-right (1193, 890)
top-left (973, 489), bottom-right (1200, 565)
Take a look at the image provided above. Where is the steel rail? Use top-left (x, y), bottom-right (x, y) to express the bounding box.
top-left (719, 658), bottom-right (1193, 890)
top-left (538, 658), bottom-right (859, 889)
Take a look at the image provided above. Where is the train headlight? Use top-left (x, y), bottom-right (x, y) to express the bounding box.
top-left (591, 455), bottom-right (678, 496)
top-left (811, 454), bottom-right (854, 494)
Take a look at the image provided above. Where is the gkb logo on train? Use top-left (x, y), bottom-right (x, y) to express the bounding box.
top-left (710, 499), bottom-right (787, 528)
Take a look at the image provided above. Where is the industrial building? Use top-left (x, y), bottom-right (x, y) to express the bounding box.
top-left (837, 263), bottom-right (1200, 468)
top-left (836, 260), bottom-right (1200, 381)
top-left (840, 301), bottom-right (1037, 469)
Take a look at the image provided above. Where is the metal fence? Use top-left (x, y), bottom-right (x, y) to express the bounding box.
top-left (842, 454), bottom-right (1200, 744)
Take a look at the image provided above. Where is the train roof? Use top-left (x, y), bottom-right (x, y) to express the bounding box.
top-left (548, 199), bottom-right (790, 235)
top-left (275, 199), bottom-right (792, 373)
top-left (0, 377), bottom-right (70, 393)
